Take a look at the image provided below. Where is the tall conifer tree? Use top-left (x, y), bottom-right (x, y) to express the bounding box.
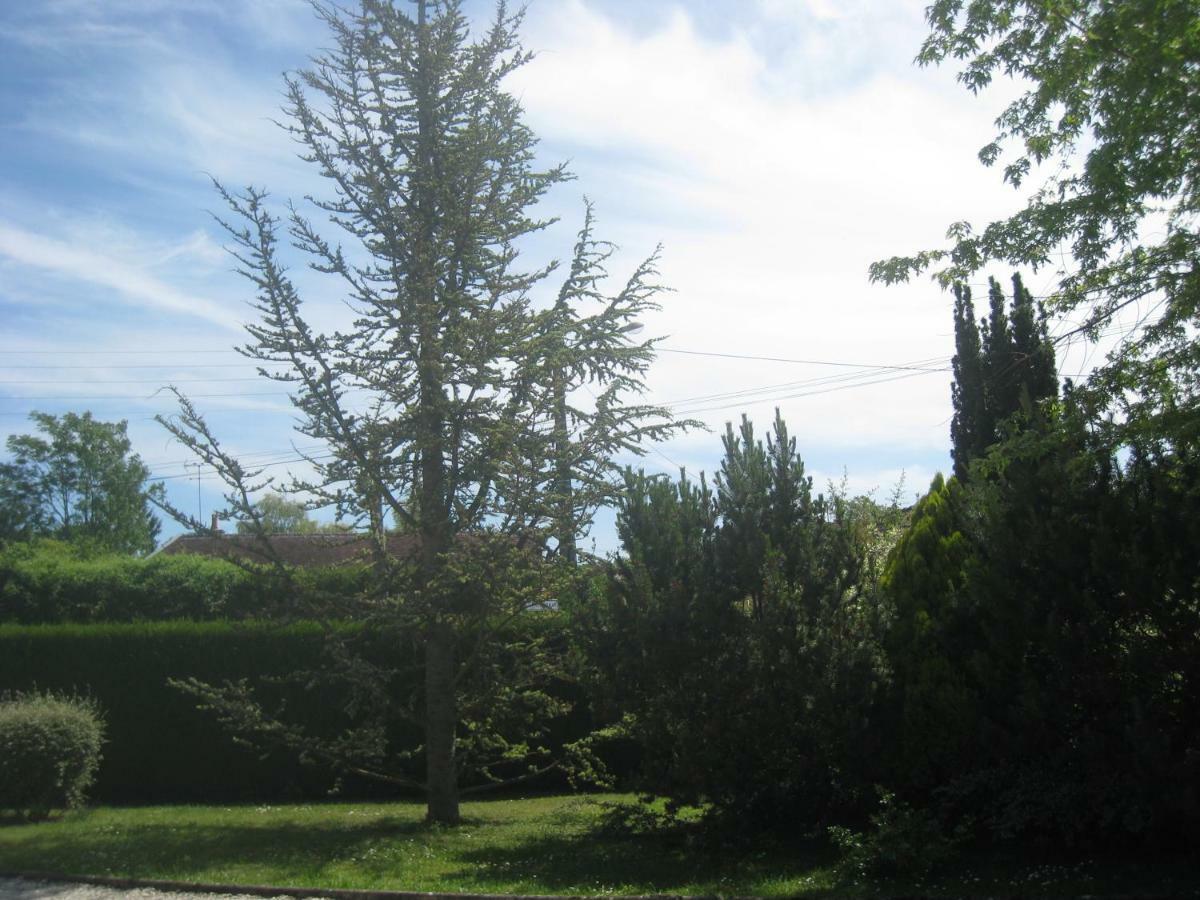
top-left (950, 275), bottom-right (1058, 477)
top-left (160, 0), bottom-right (683, 824)
top-left (950, 284), bottom-right (987, 480)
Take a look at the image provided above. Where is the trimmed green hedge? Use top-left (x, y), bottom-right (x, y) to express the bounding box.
top-left (0, 621), bottom-right (360, 804)
top-left (0, 542), bottom-right (370, 624)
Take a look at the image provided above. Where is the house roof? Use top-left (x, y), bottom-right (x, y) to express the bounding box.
top-left (152, 532), bottom-right (418, 568)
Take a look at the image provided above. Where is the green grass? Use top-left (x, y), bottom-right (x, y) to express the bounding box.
top-left (0, 795), bottom-right (1195, 897)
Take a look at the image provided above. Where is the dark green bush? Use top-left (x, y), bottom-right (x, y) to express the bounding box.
top-left (828, 789), bottom-right (955, 882)
top-left (0, 691), bottom-right (105, 818)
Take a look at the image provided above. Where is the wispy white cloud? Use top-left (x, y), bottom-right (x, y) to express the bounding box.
top-left (0, 221), bottom-right (244, 332)
top-left (510, 0), bottom-right (1027, 464)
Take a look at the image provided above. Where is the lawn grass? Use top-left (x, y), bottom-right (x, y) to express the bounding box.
top-left (0, 795), bottom-right (1196, 897)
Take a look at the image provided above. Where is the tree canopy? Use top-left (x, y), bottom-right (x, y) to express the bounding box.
top-left (871, 0), bottom-right (1200, 450)
top-left (0, 411), bottom-right (162, 555)
top-left (235, 492), bottom-right (347, 534)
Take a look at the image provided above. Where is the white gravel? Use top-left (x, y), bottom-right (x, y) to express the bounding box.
top-left (0, 879), bottom-right (316, 900)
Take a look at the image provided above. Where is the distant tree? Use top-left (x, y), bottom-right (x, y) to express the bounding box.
top-left (236, 492), bottom-right (322, 534)
top-left (950, 274), bottom-right (1057, 478)
top-left (0, 412), bottom-right (161, 555)
top-left (160, 0), bottom-right (685, 823)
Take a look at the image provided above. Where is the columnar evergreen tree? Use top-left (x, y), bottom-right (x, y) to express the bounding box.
top-left (950, 274), bottom-right (1057, 476)
top-left (1008, 273), bottom-right (1058, 407)
top-left (950, 284), bottom-right (987, 480)
top-left (981, 277), bottom-right (1018, 423)
top-left (160, 0), bottom-right (682, 824)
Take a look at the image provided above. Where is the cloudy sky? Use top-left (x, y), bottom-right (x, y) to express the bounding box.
top-left (0, 0), bottom-right (1076, 550)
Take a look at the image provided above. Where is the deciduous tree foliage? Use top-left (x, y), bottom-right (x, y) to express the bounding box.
top-left (159, 0), bottom-right (682, 824)
top-left (0, 412), bottom-right (161, 555)
top-left (871, 0), bottom-right (1200, 450)
top-left (235, 492), bottom-right (349, 534)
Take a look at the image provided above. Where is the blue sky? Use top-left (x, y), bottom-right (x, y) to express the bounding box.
top-left (0, 0), bottom-right (1074, 550)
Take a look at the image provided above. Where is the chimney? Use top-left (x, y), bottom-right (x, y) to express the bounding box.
top-left (210, 512), bottom-right (221, 533)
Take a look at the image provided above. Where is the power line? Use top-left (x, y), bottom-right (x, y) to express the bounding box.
top-left (658, 347), bottom-right (949, 372)
top-left (0, 390), bottom-right (291, 401)
top-left (147, 451), bottom-right (340, 483)
top-left (660, 356), bottom-right (952, 408)
top-left (0, 363), bottom-right (259, 370)
top-left (0, 377), bottom-right (272, 386)
top-left (669, 369), bottom-right (936, 416)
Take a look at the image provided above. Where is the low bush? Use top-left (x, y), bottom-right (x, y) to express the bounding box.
top-left (0, 691), bottom-right (105, 819)
top-left (828, 789), bottom-right (955, 882)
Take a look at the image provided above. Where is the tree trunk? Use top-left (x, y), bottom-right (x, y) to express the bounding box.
top-left (424, 620), bottom-right (459, 824)
top-left (551, 366), bottom-right (576, 564)
top-left (412, 0), bottom-right (459, 826)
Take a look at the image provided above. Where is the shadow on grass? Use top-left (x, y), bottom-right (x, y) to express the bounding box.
top-left (0, 801), bottom-right (840, 895)
top-left (445, 814), bottom-right (835, 894)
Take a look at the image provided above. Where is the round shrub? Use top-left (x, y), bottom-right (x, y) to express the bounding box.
top-left (0, 691), bottom-right (105, 818)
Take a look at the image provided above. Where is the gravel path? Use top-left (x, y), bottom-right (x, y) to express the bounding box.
top-left (0, 878), bottom-right (319, 900)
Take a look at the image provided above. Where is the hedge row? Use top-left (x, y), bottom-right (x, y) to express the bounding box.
top-left (0, 543), bottom-right (371, 623)
top-left (0, 619), bottom-right (606, 804)
top-left (0, 621), bottom-right (370, 803)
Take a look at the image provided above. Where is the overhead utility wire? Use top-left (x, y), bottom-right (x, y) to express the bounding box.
top-left (147, 451), bottom-right (340, 483)
top-left (0, 390), bottom-right (292, 402)
top-left (660, 355), bottom-right (952, 408)
top-left (144, 443), bottom-right (330, 472)
top-left (0, 349), bottom-right (242, 355)
top-left (657, 347), bottom-right (948, 371)
top-left (669, 370), bottom-right (935, 416)
top-left (0, 363), bottom-right (260, 371)
top-left (0, 377), bottom-right (274, 386)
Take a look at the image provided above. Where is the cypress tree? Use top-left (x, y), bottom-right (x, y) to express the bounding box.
top-left (981, 276), bottom-right (1017, 429)
top-left (951, 275), bottom-right (1058, 478)
top-left (950, 284), bottom-right (987, 480)
top-left (1008, 273), bottom-right (1059, 409)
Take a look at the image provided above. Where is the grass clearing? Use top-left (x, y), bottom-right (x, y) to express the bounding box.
top-left (0, 795), bottom-right (1195, 897)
